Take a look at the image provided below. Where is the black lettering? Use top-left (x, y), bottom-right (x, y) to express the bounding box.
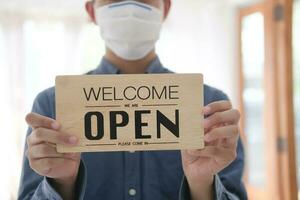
top-left (135, 110), bottom-right (151, 139)
top-left (102, 87), bottom-right (113, 101)
top-left (83, 88), bottom-right (101, 101)
top-left (169, 85), bottom-right (179, 100)
top-left (152, 86), bottom-right (167, 99)
top-left (157, 110), bottom-right (179, 138)
top-left (114, 87), bottom-right (124, 101)
top-left (84, 112), bottom-right (104, 140)
top-left (124, 86), bottom-right (137, 100)
top-left (137, 86), bottom-right (151, 100)
top-left (110, 111), bottom-right (129, 140)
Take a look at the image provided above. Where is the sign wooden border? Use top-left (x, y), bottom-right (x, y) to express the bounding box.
top-left (55, 74), bottom-right (204, 153)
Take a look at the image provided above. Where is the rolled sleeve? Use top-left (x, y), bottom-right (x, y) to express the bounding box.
top-left (179, 175), bottom-right (240, 200)
top-left (178, 137), bottom-right (247, 200)
top-left (18, 159), bottom-right (87, 200)
top-left (75, 160), bottom-right (87, 200)
top-left (46, 160), bottom-right (87, 200)
top-left (214, 175), bottom-right (239, 200)
top-left (179, 175), bottom-right (191, 200)
top-left (40, 177), bottom-right (63, 200)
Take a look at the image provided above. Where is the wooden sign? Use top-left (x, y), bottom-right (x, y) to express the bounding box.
top-left (55, 74), bottom-right (204, 153)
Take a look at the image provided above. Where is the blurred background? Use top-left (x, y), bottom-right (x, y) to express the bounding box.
top-left (0, 0), bottom-right (299, 199)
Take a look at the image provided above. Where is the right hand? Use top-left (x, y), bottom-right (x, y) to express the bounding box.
top-left (25, 113), bottom-right (80, 183)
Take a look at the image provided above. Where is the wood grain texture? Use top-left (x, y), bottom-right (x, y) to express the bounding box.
top-left (55, 74), bottom-right (204, 153)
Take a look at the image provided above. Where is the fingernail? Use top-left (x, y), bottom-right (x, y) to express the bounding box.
top-left (51, 122), bottom-right (60, 130)
top-left (186, 150), bottom-right (194, 155)
top-left (203, 119), bottom-right (210, 128)
top-left (204, 134), bottom-right (210, 142)
top-left (203, 106), bottom-right (211, 114)
top-left (68, 136), bottom-right (78, 145)
top-left (68, 153), bottom-right (77, 158)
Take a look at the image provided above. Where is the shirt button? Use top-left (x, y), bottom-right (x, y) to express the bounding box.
top-left (129, 188), bottom-right (136, 196)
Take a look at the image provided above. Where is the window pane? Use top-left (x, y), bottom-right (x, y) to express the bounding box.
top-left (241, 12), bottom-right (266, 187)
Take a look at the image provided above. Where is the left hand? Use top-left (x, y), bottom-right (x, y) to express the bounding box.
top-left (181, 100), bottom-right (240, 199)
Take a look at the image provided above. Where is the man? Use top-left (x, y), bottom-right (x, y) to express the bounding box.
top-left (18, 0), bottom-right (247, 199)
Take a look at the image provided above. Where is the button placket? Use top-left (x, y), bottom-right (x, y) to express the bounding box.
top-left (124, 151), bottom-right (140, 199)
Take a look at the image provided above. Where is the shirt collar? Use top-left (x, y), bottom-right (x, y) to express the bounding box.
top-left (93, 56), bottom-right (168, 74)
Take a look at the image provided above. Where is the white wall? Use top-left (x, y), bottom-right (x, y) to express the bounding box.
top-left (157, 1), bottom-right (240, 105)
top-left (0, 0), bottom-right (258, 106)
top-left (0, 1), bottom-right (255, 198)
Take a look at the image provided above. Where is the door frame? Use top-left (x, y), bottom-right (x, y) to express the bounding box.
top-left (238, 1), bottom-right (297, 199)
top-left (265, 0), bottom-right (298, 199)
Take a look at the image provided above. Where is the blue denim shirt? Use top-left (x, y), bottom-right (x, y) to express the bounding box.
top-left (18, 57), bottom-right (247, 200)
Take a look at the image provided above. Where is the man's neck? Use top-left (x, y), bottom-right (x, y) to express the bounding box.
top-left (104, 49), bottom-right (157, 74)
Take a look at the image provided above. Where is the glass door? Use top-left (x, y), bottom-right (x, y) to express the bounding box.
top-left (239, 4), bottom-right (270, 199)
top-left (241, 12), bottom-right (266, 188)
top-left (240, 0), bottom-right (298, 199)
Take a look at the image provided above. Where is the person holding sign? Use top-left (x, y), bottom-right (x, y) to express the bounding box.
top-left (18, 0), bottom-right (247, 200)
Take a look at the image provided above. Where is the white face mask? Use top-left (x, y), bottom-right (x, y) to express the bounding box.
top-left (95, 1), bottom-right (164, 61)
